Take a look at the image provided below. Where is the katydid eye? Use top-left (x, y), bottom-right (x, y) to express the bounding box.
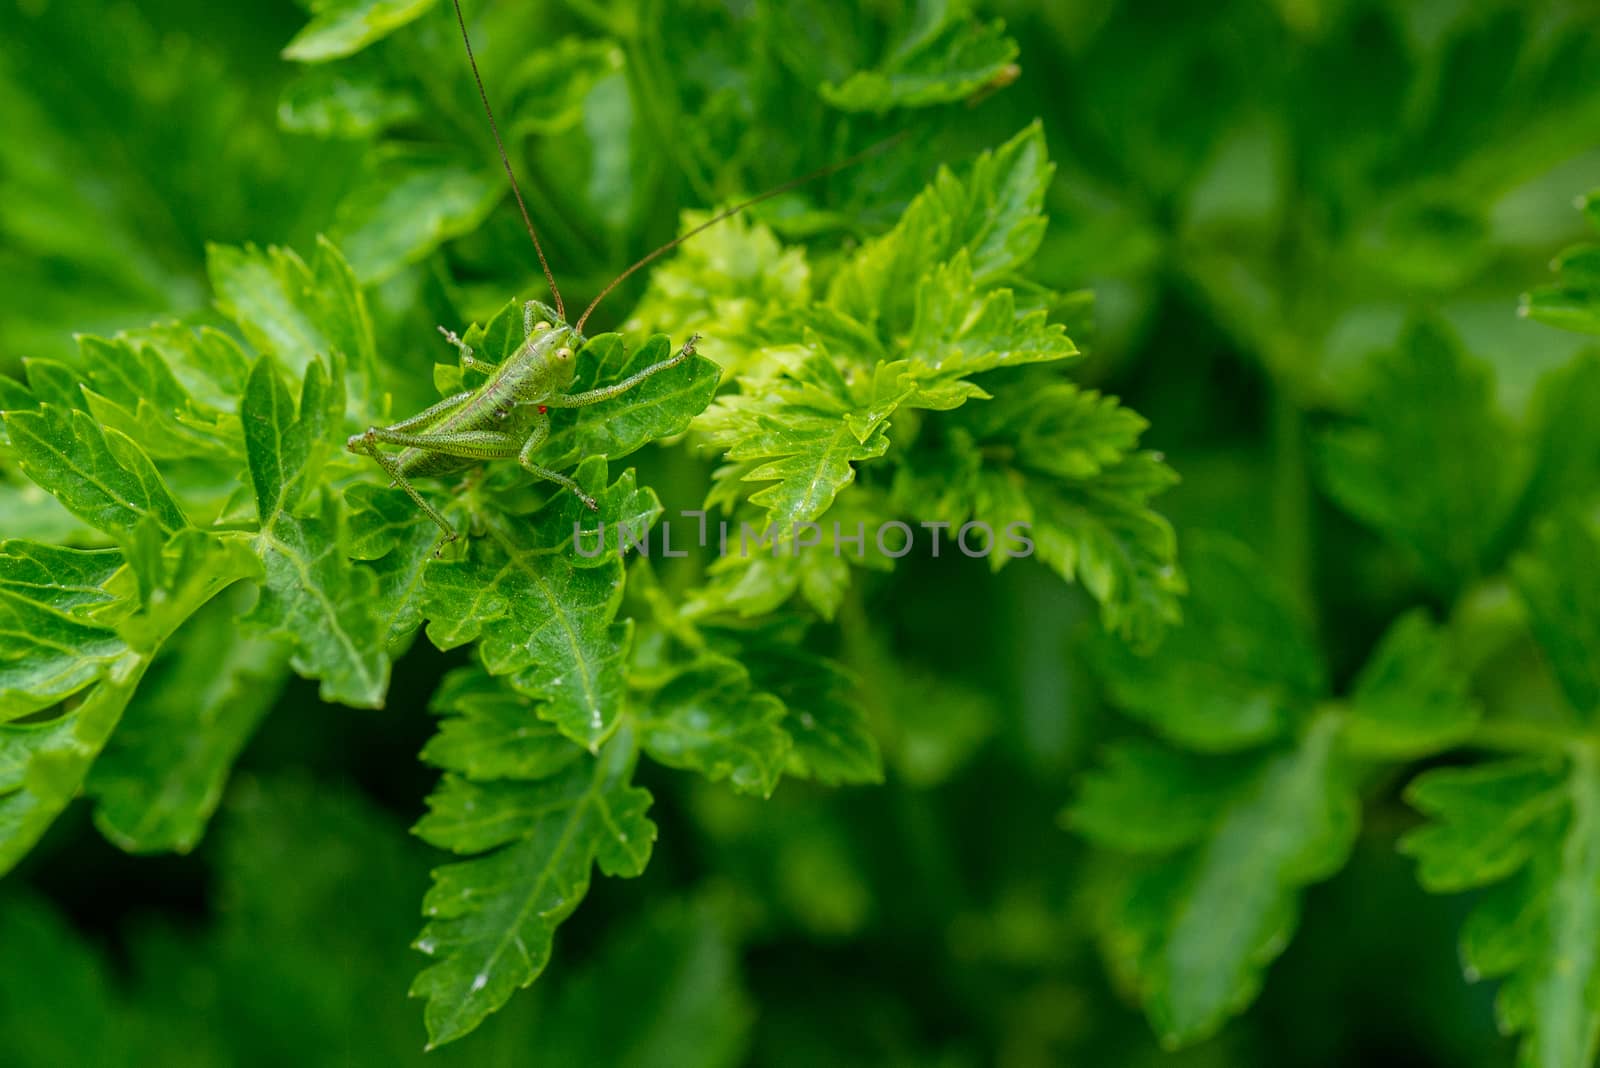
top-left (534, 321), bottom-right (550, 332)
top-left (557, 347), bottom-right (572, 360)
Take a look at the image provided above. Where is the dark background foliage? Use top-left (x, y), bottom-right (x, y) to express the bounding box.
top-left (4, 0), bottom-right (1598, 1064)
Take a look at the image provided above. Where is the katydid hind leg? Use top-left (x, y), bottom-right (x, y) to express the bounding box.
top-left (348, 423), bottom-right (531, 549)
top-left (347, 392), bottom-right (472, 447)
top-left (359, 425), bottom-right (522, 460)
top-left (348, 434), bottom-right (458, 542)
top-left (345, 394), bottom-right (480, 540)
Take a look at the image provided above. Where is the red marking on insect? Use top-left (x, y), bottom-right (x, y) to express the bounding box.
top-left (538, 405), bottom-right (548, 414)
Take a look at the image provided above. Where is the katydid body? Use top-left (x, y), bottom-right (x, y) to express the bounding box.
top-left (346, 300), bottom-right (696, 541)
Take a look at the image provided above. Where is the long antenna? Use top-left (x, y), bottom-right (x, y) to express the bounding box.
top-left (575, 131), bottom-right (909, 334)
top-left (452, 0), bottom-right (564, 320)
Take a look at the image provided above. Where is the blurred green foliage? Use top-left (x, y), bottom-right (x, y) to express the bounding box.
top-left (5, 0), bottom-right (1600, 1064)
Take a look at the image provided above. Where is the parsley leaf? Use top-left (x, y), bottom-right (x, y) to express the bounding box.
top-left (328, 146), bottom-right (502, 285)
top-left (1524, 189), bottom-right (1600, 334)
top-left (3, 401), bottom-right (189, 538)
top-left (421, 460), bottom-right (658, 750)
top-left (85, 588), bottom-right (289, 854)
top-left (0, 543), bottom-right (129, 718)
top-left (1403, 752), bottom-right (1600, 1068)
top-left (1512, 515), bottom-right (1600, 720)
top-left (209, 238), bottom-right (382, 421)
top-left (242, 354), bottom-right (389, 708)
top-left (638, 657), bottom-right (792, 798)
top-left (0, 531), bottom-right (258, 874)
top-left (693, 124), bottom-right (1178, 640)
top-left (1091, 533), bottom-right (1320, 750)
top-left (411, 716), bottom-right (655, 1048)
top-left (1343, 609), bottom-right (1482, 758)
top-left (282, 0), bottom-right (438, 64)
top-left (1073, 533), bottom-right (1478, 1045)
top-left (819, 0), bottom-right (1019, 113)
top-left (630, 563), bottom-right (882, 789)
top-left (1317, 318), bottom-right (1512, 593)
top-left (1092, 715), bottom-right (1359, 1046)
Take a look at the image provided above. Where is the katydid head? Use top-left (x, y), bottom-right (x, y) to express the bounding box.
top-left (547, 335), bottom-right (579, 392)
top-left (516, 318), bottom-right (582, 396)
top-left (518, 298), bottom-right (584, 376)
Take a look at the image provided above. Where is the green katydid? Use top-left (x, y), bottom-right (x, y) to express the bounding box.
top-left (346, 0), bottom-right (904, 546)
top-left (345, 292), bottom-right (698, 535)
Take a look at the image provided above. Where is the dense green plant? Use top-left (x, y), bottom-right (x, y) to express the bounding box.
top-left (5, 1), bottom-right (1600, 1065)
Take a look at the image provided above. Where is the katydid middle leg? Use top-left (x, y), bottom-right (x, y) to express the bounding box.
top-left (514, 413), bottom-right (599, 511)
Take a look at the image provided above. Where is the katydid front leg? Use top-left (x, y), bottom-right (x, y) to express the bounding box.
top-left (547, 334), bottom-right (701, 408)
top-left (439, 302), bottom-right (554, 374)
top-left (437, 326), bottom-right (495, 375)
top-left (523, 300), bottom-right (547, 338)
